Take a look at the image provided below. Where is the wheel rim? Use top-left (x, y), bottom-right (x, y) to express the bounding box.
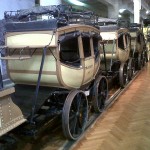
top-left (93, 76), bottom-right (108, 113)
top-left (119, 63), bottom-right (128, 87)
top-left (62, 90), bottom-right (88, 140)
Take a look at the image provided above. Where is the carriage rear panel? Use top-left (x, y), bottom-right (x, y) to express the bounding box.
top-left (100, 28), bottom-right (130, 63)
top-left (130, 31), bottom-right (144, 53)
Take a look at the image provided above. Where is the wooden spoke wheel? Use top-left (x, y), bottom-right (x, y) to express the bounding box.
top-left (137, 53), bottom-right (142, 70)
top-left (62, 90), bottom-right (88, 140)
top-left (92, 76), bottom-right (108, 113)
top-left (128, 58), bottom-right (135, 80)
top-left (145, 50), bottom-right (149, 62)
top-left (141, 50), bottom-right (148, 67)
top-left (119, 63), bottom-right (128, 88)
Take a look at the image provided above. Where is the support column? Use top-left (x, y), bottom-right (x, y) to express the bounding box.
top-left (40, 0), bottom-right (62, 6)
top-left (107, 0), bottom-right (120, 18)
top-left (108, 5), bottom-right (116, 18)
top-left (134, 0), bottom-right (141, 23)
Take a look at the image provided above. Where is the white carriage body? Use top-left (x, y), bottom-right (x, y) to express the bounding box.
top-left (5, 24), bottom-right (101, 89)
top-left (100, 27), bottom-right (131, 63)
top-left (130, 29), bottom-right (145, 53)
top-left (0, 5), bottom-right (102, 138)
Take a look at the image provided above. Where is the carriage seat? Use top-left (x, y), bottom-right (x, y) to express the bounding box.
top-left (60, 51), bottom-right (80, 65)
top-left (5, 19), bottom-right (58, 32)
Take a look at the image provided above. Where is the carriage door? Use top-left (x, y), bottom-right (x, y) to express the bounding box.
top-left (125, 33), bottom-right (130, 52)
top-left (93, 34), bottom-right (100, 75)
top-left (82, 33), bottom-right (94, 83)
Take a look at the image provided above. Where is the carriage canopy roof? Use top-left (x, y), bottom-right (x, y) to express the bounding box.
top-left (4, 5), bottom-right (99, 33)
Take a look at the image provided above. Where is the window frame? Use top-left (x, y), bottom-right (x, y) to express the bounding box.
top-left (59, 32), bottom-right (81, 67)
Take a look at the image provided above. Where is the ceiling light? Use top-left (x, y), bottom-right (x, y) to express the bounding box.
top-left (68, 0), bottom-right (85, 6)
top-left (146, 10), bottom-right (149, 14)
top-left (119, 9), bottom-right (126, 14)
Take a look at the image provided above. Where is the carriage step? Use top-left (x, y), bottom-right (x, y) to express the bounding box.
top-left (42, 99), bottom-right (64, 107)
top-left (38, 106), bottom-right (62, 116)
top-left (37, 106), bottom-right (50, 114)
top-left (3, 78), bottom-right (15, 89)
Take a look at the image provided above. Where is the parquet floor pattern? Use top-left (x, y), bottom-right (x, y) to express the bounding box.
top-left (72, 63), bottom-right (150, 150)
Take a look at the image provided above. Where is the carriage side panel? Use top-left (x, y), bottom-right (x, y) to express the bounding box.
top-left (7, 49), bottom-right (60, 87)
top-left (6, 31), bottom-right (56, 48)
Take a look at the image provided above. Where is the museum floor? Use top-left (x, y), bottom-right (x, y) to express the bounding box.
top-left (72, 62), bottom-right (150, 150)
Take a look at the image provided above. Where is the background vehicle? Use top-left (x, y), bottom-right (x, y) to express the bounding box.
top-left (129, 23), bottom-right (148, 71)
top-left (143, 19), bottom-right (150, 61)
top-left (99, 23), bottom-right (131, 87)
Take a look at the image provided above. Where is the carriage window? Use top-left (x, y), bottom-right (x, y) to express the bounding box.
top-left (93, 37), bottom-right (99, 60)
top-left (125, 35), bottom-right (128, 44)
top-left (82, 37), bottom-right (91, 57)
top-left (105, 41), bottom-right (115, 53)
top-left (118, 34), bottom-right (124, 50)
top-left (125, 34), bottom-right (130, 47)
top-left (142, 35), bottom-right (145, 45)
top-left (137, 34), bottom-right (141, 43)
top-left (60, 37), bottom-right (80, 66)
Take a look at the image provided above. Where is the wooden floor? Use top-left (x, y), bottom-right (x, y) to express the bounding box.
top-left (72, 62), bottom-right (150, 150)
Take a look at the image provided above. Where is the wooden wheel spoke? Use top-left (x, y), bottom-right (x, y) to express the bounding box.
top-left (128, 58), bottom-right (135, 80)
top-left (74, 116), bottom-right (81, 134)
top-left (72, 93), bottom-right (82, 112)
top-left (71, 109), bottom-right (83, 135)
top-left (69, 112), bottom-right (76, 121)
top-left (71, 116), bottom-right (78, 135)
top-left (72, 100), bottom-right (77, 111)
top-left (100, 90), bottom-right (107, 100)
top-left (101, 79), bottom-right (105, 88)
top-left (77, 116), bottom-right (83, 130)
top-left (76, 93), bottom-right (82, 112)
top-left (98, 80), bottom-right (107, 99)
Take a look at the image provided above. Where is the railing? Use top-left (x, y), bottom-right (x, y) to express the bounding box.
top-left (0, 47), bottom-right (37, 60)
top-left (4, 5), bottom-right (98, 28)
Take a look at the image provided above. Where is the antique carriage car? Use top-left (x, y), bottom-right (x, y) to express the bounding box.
top-left (143, 19), bottom-right (150, 61)
top-left (129, 23), bottom-right (147, 71)
top-left (0, 5), bottom-right (108, 140)
top-left (98, 22), bottom-right (131, 87)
